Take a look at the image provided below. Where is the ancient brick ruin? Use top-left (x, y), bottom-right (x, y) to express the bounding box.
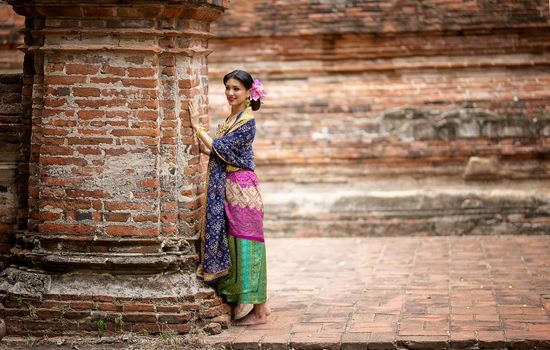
top-left (207, 0), bottom-right (550, 237)
top-left (0, 2), bottom-right (23, 73)
top-left (0, 0), bottom-right (549, 340)
top-left (0, 0), bottom-right (231, 337)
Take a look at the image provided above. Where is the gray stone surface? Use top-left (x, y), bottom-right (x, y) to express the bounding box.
top-left (0, 267), bottom-right (51, 299)
top-left (261, 176), bottom-right (550, 237)
top-left (377, 107), bottom-right (549, 141)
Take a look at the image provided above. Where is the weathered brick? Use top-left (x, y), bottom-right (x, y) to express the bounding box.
top-left (133, 214), bottom-right (158, 222)
top-left (157, 312), bottom-right (192, 324)
top-left (75, 98), bottom-right (126, 108)
top-left (155, 305), bottom-right (181, 313)
top-left (121, 78), bottom-right (157, 88)
top-left (124, 55), bottom-right (145, 64)
top-left (72, 87), bottom-right (100, 97)
top-left (44, 63), bottom-right (64, 73)
top-left (43, 98), bottom-right (67, 107)
top-left (136, 110), bottom-right (158, 120)
top-left (104, 201), bottom-right (154, 211)
top-left (103, 212), bottom-right (131, 222)
top-left (117, 7), bottom-right (164, 18)
top-left (48, 119), bottom-right (77, 127)
top-left (69, 300), bottom-right (95, 310)
top-left (122, 303), bottom-right (156, 312)
top-left (97, 302), bottom-right (121, 312)
top-left (65, 64), bottom-right (99, 75)
top-left (122, 312), bottom-right (157, 323)
top-left (130, 322), bottom-right (160, 334)
top-left (62, 310), bottom-right (91, 320)
top-left (77, 110), bottom-right (104, 119)
top-left (105, 225), bottom-right (159, 237)
top-left (110, 128), bottom-right (160, 137)
top-left (76, 147), bottom-right (102, 155)
top-left (199, 303), bottom-right (231, 319)
top-left (89, 76), bottom-right (120, 84)
top-left (39, 223), bottom-right (95, 235)
top-left (128, 99), bottom-right (158, 109)
top-left (44, 75), bottom-right (86, 85)
top-left (67, 137), bottom-right (113, 145)
top-left (38, 211), bottom-right (62, 221)
top-left (40, 156), bottom-right (87, 166)
top-left (82, 7), bottom-right (115, 17)
top-left (41, 145), bottom-right (74, 156)
top-left (127, 67), bottom-right (156, 78)
top-left (100, 65), bottom-right (125, 76)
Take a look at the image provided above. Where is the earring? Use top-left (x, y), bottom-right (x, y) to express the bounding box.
top-left (245, 98), bottom-right (251, 108)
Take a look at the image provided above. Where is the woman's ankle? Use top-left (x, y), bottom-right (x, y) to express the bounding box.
top-left (253, 304), bottom-right (268, 318)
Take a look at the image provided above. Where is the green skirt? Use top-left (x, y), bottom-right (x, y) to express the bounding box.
top-left (216, 235), bottom-right (267, 304)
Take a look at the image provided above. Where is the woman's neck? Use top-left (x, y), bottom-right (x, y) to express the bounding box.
top-left (230, 103), bottom-right (246, 117)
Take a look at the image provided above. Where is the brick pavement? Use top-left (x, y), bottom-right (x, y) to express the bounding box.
top-left (203, 235), bottom-right (550, 349)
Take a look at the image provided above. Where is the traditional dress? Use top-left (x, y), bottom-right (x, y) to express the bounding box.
top-left (197, 106), bottom-right (267, 305)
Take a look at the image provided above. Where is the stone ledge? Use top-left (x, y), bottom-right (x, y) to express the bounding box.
top-left (262, 177), bottom-right (550, 237)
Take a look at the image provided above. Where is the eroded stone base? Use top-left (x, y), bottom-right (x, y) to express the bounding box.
top-left (0, 267), bottom-right (230, 336)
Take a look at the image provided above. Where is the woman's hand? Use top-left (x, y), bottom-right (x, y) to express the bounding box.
top-left (188, 99), bottom-right (213, 152)
top-left (188, 99), bottom-right (201, 129)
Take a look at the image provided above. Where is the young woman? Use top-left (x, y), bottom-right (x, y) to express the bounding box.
top-left (190, 70), bottom-right (270, 326)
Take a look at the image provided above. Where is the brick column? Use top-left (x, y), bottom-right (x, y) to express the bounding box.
top-left (0, 0), bottom-right (230, 336)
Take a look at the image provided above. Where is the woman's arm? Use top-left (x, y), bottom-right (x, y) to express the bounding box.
top-left (199, 142), bottom-right (211, 155)
top-left (195, 126), bottom-right (213, 151)
top-left (189, 100), bottom-right (213, 151)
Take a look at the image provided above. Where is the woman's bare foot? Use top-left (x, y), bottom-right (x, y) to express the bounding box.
top-left (232, 304), bottom-right (269, 326)
top-left (233, 303), bottom-right (253, 320)
top-left (232, 311), bottom-right (267, 326)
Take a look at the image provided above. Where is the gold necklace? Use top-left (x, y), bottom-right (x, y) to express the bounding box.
top-left (217, 109), bottom-right (245, 137)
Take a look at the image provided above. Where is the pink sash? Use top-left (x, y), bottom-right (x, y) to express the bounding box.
top-left (224, 170), bottom-right (264, 242)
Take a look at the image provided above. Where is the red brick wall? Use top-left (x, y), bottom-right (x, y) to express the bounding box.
top-left (212, 1), bottom-right (549, 36)
top-left (208, 0), bottom-right (550, 178)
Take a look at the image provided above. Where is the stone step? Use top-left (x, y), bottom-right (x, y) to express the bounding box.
top-left (261, 177), bottom-right (550, 236)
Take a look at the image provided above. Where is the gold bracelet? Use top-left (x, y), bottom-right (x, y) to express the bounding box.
top-left (195, 126), bottom-right (206, 138)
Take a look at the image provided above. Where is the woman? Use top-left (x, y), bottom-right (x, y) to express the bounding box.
top-left (189, 70), bottom-right (270, 326)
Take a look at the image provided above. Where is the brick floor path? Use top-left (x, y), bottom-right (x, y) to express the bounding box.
top-left (204, 235), bottom-right (550, 349)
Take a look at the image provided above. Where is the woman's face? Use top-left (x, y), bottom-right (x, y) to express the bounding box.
top-left (225, 78), bottom-right (249, 108)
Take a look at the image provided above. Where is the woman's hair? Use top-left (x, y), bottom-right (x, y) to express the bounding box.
top-left (223, 70), bottom-right (262, 111)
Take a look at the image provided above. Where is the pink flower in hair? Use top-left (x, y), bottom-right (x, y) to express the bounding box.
top-left (249, 79), bottom-right (267, 101)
